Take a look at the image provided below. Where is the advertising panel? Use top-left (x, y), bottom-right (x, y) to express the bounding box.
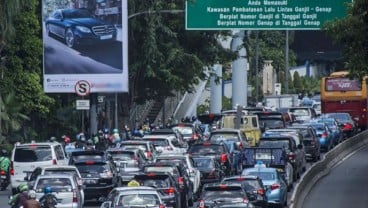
top-left (42, 0), bottom-right (128, 93)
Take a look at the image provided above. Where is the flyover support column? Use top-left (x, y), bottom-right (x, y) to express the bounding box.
top-left (231, 30), bottom-right (248, 108)
top-left (210, 64), bottom-right (222, 114)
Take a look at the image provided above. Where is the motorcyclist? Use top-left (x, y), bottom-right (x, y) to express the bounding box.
top-left (0, 149), bottom-right (11, 185)
top-left (75, 133), bottom-right (87, 149)
top-left (85, 139), bottom-right (95, 150)
top-left (39, 186), bottom-right (57, 208)
top-left (48, 136), bottom-right (57, 143)
top-left (8, 183), bottom-right (29, 208)
top-left (110, 129), bottom-right (121, 148)
top-left (24, 190), bottom-right (41, 208)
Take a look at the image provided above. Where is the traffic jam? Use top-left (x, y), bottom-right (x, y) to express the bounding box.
top-left (8, 106), bottom-right (358, 208)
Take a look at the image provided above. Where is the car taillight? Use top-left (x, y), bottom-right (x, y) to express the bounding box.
top-left (220, 154), bottom-right (227, 163)
top-left (257, 188), bottom-right (265, 195)
top-left (321, 132), bottom-right (327, 138)
top-left (0, 170), bottom-right (6, 175)
top-left (243, 198), bottom-right (249, 203)
top-left (147, 151), bottom-right (152, 158)
top-left (288, 153), bottom-right (295, 161)
top-left (343, 123), bottom-right (353, 130)
top-left (192, 133), bottom-right (199, 140)
top-left (178, 177), bottom-right (184, 185)
top-left (164, 187), bottom-right (175, 194)
top-left (73, 189), bottom-right (78, 203)
top-left (270, 183), bottom-right (280, 190)
top-left (159, 204), bottom-right (165, 208)
top-left (199, 199), bottom-right (205, 208)
top-left (10, 161), bottom-right (14, 176)
top-left (52, 159), bottom-right (57, 165)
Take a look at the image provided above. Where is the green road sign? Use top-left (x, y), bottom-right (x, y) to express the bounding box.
top-left (186, 0), bottom-right (350, 30)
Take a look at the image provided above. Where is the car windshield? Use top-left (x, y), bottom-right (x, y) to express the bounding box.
top-left (63, 9), bottom-right (93, 19)
top-left (192, 158), bottom-right (214, 168)
top-left (246, 172), bottom-right (275, 181)
top-left (75, 164), bottom-right (108, 174)
top-left (202, 188), bottom-right (244, 200)
top-left (118, 194), bottom-right (160, 207)
top-left (108, 151), bottom-right (135, 161)
top-left (309, 124), bottom-right (325, 131)
top-left (144, 167), bottom-right (178, 177)
top-left (209, 133), bottom-right (239, 143)
top-left (222, 179), bottom-right (261, 190)
top-left (326, 113), bottom-right (350, 121)
top-left (146, 139), bottom-right (169, 147)
top-left (139, 179), bottom-right (169, 188)
top-left (172, 126), bottom-right (193, 135)
top-left (44, 169), bottom-right (78, 177)
top-left (289, 109), bottom-right (310, 116)
top-left (261, 119), bottom-right (284, 128)
top-left (188, 145), bottom-right (225, 155)
top-left (121, 145), bottom-right (147, 152)
top-left (258, 140), bottom-right (290, 150)
top-left (14, 146), bottom-right (52, 162)
top-left (35, 178), bottom-right (73, 193)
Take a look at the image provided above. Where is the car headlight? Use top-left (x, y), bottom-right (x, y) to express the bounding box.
top-left (76, 26), bottom-right (92, 33)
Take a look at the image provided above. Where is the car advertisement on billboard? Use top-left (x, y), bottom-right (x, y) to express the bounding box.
top-left (42, 0), bottom-right (128, 93)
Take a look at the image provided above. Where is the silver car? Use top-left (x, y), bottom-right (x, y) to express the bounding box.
top-left (100, 186), bottom-right (165, 208)
top-left (34, 174), bottom-right (84, 208)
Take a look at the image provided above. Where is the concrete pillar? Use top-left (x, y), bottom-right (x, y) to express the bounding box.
top-left (231, 31), bottom-right (248, 108)
top-left (210, 64), bottom-right (222, 114)
top-left (90, 94), bottom-right (98, 136)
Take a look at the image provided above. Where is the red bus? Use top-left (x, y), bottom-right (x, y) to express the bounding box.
top-left (321, 71), bottom-right (368, 130)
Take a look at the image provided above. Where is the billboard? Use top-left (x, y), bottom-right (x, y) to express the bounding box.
top-left (42, 0), bottom-right (128, 93)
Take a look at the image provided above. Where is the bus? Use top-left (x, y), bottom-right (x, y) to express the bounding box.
top-left (320, 71), bottom-right (368, 130)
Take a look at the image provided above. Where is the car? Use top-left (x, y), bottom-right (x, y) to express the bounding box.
top-left (106, 148), bottom-right (148, 184)
top-left (258, 136), bottom-right (306, 181)
top-left (33, 174), bottom-right (84, 208)
top-left (119, 140), bottom-right (159, 161)
top-left (155, 154), bottom-right (201, 197)
top-left (313, 117), bottom-right (344, 145)
top-left (192, 156), bottom-right (225, 185)
top-left (100, 186), bottom-right (166, 208)
top-left (306, 122), bottom-right (334, 152)
top-left (289, 125), bottom-right (321, 162)
top-left (170, 123), bottom-right (203, 145)
top-left (222, 175), bottom-right (268, 208)
top-left (254, 112), bottom-right (289, 132)
top-left (142, 162), bottom-right (194, 207)
top-left (320, 113), bottom-right (358, 138)
top-left (148, 128), bottom-right (187, 148)
top-left (74, 157), bottom-right (120, 201)
top-left (133, 172), bottom-right (181, 208)
top-left (288, 107), bottom-right (318, 123)
top-left (187, 142), bottom-right (233, 176)
top-left (208, 128), bottom-right (249, 174)
top-left (45, 8), bottom-right (117, 48)
top-left (242, 163), bottom-right (288, 208)
top-left (10, 142), bottom-right (68, 194)
top-left (195, 182), bottom-right (252, 208)
top-left (140, 135), bottom-right (187, 155)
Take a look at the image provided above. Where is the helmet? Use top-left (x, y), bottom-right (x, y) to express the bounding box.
top-left (18, 183), bottom-right (29, 192)
top-left (1, 149), bottom-right (8, 157)
top-left (80, 136), bottom-right (86, 142)
top-left (44, 186), bottom-right (52, 194)
top-left (113, 128), bottom-right (119, 133)
top-left (49, 136), bottom-right (57, 142)
top-left (28, 190), bottom-right (36, 199)
top-left (64, 136), bottom-right (71, 144)
top-left (87, 139), bottom-right (93, 145)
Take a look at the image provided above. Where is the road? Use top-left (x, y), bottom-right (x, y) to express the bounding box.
top-left (303, 145), bottom-right (368, 208)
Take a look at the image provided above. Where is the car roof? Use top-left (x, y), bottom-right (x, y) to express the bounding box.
top-left (203, 182), bottom-right (244, 188)
top-left (36, 173), bottom-right (76, 179)
top-left (211, 128), bottom-right (241, 133)
top-left (42, 165), bottom-right (78, 170)
top-left (15, 142), bottom-right (62, 147)
top-left (223, 175), bottom-right (260, 180)
top-left (120, 141), bottom-right (150, 145)
top-left (113, 186), bottom-right (157, 191)
top-left (243, 166), bottom-right (277, 173)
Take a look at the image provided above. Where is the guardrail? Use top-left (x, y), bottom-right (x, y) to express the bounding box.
top-left (289, 130), bottom-right (368, 208)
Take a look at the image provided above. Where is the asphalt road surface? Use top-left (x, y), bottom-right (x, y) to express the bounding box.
top-left (302, 145), bottom-right (368, 208)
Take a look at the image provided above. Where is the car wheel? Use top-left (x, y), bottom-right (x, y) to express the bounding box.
top-left (65, 28), bottom-right (75, 48)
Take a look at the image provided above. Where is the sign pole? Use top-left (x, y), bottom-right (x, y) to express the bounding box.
top-left (82, 96), bottom-right (85, 133)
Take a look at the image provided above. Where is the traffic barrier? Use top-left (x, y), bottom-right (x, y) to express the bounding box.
top-left (289, 130), bottom-right (368, 208)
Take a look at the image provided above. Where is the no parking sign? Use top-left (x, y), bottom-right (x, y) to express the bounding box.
top-left (75, 80), bottom-right (91, 96)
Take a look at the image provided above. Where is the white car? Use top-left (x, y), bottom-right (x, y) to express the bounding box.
top-left (141, 135), bottom-right (187, 155)
top-left (155, 154), bottom-right (201, 196)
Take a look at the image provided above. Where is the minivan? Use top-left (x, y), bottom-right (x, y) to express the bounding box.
top-left (10, 142), bottom-right (68, 193)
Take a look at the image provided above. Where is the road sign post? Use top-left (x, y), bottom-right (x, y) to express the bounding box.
top-left (75, 80), bottom-right (91, 132)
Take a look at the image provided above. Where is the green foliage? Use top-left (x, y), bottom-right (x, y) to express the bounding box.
top-left (293, 71), bottom-right (302, 92)
top-left (324, 0), bottom-right (368, 79)
top-left (197, 96), bottom-right (232, 114)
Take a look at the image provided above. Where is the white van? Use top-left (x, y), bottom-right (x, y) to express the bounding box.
top-left (10, 142), bottom-right (68, 193)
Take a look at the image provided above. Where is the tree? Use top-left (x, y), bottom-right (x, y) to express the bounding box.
top-left (128, 0), bottom-right (234, 104)
top-left (293, 71), bottom-right (303, 93)
top-left (324, 0), bottom-right (368, 79)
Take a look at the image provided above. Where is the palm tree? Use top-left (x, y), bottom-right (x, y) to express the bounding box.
top-left (0, 91), bottom-right (30, 142)
top-left (0, 0), bottom-right (24, 140)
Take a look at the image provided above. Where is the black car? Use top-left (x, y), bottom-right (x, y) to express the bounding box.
top-left (142, 162), bottom-right (194, 207)
top-left (133, 172), bottom-right (181, 208)
top-left (45, 8), bottom-right (117, 48)
top-left (222, 175), bottom-right (268, 208)
top-left (192, 156), bottom-right (225, 185)
top-left (74, 159), bottom-right (120, 201)
top-left (289, 125), bottom-right (321, 162)
top-left (196, 182), bottom-right (251, 208)
top-left (254, 112), bottom-right (288, 132)
top-left (68, 149), bottom-right (111, 165)
top-left (320, 113), bottom-right (358, 138)
top-left (188, 142), bottom-right (233, 176)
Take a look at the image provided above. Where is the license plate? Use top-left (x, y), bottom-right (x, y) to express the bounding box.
top-left (83, 179), bottom-right (97, 184)
top-left (255, 153), bottom-right (274, 160)
top-left (100, 34), bottom-right (113, 40)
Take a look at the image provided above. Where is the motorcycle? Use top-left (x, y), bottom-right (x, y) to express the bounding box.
top-left (40, 193), bottom-right (58, 208)
top-left (0, 170), bottom-right (9, 191)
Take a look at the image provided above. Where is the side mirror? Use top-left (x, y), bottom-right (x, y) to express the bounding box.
top-left (100, 201), bottom-right (111, 208)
